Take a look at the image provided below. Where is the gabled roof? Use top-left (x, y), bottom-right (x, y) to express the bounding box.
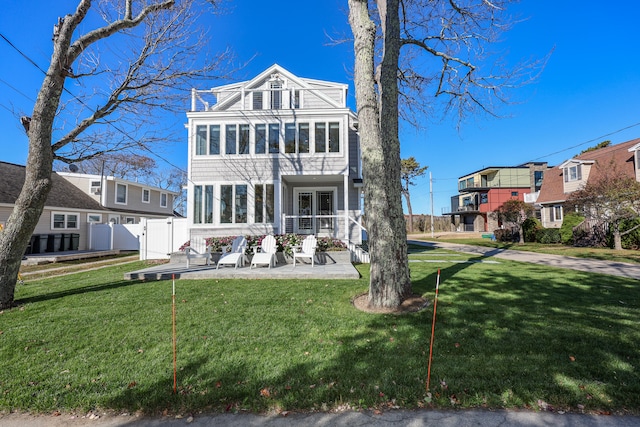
top-left (0, 161), bottom-right (104, 210)
top-left (536, 138), bottom-right (640, 205)
top-left (210, 64), bottom-right (348, 112)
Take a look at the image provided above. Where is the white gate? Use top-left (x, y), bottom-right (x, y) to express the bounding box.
top-left (139, 217), bottom-right (188, 260)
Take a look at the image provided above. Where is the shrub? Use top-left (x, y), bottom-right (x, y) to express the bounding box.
top-left (522, 217), bottom-right (542, 243)
top-left (536, 228), bottom-right (561, 244)
top-left (494, 228), bottom-right (517, 242)
top-left (180, 234), bottom-right (347, 255)
top-left (560, 212), bottom-right (585, 245)
top-left (608, 218), bottom-right (640, 250)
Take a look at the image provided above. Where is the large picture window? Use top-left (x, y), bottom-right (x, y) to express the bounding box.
top-left (196, 125), bottom-right (207, 155)
top-left (239, 124), bottom-right (250, 154)
top-left (314, 122), bottom-right (340, 153)
top-left (226, 124), bottom-right (237, 155)
top-left (268, 123), bottom-right (280, 154)
top-left (209, 125), bottom-right (220, 155)
top-left (255, 124), bottom-right (266, 154)
top-left (220, 185), bottom-right (248, 224)
top-left (194, 185), bottom-right (214, 224)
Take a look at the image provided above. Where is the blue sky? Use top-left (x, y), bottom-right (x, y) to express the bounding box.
top-left (1, 1), bottom-right (640, 216)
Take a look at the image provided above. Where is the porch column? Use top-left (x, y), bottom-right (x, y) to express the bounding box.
top-left (343, 173), bottom-right (349, 241)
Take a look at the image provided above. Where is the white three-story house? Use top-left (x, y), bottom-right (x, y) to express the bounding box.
top-left (186, 64), bottom-right (363, 245)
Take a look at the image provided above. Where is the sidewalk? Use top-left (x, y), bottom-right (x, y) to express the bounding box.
top-left (409, 239), bottom-right (640, 280)
top-left (1, 408), bottom-right (639, 427)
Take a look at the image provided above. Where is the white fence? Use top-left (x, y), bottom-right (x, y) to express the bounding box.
top-left (88, 223), bottom-right (140, 251)
top-left (88, 218), bottom-right (187, 260)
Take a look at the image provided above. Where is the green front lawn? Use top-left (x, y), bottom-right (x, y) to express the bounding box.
top-left (1, 249), bottom-right (639, 415)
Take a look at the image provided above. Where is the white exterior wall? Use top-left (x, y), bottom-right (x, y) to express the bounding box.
top-left (186, 65), bottom-right (362, 244)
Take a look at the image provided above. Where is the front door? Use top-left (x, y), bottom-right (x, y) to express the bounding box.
top-left (293, 188), bottom-right (336, 235)
top-left (317, 191), bottom-right (334, 232)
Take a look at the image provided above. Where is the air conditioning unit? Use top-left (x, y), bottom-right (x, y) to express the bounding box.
top-left (90, 187), bottom-right (101, 195)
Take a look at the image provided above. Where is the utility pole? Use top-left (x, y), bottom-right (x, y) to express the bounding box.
top-left (430, 172), bottom-right (434, 238)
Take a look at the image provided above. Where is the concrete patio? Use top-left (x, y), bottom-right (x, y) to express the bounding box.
top-left (124, 251), bottom-right (361, 281)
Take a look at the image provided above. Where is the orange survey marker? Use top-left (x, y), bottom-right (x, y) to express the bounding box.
top-left (426, 269), bottom-right (441, 391)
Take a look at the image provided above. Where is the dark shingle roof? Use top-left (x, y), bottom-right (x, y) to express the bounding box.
top-left (0, 161), bottom-right (104, 210)
top-left (537, 138), bottom-right (640, 204)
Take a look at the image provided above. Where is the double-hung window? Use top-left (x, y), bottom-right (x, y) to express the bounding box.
top-left (270, 81), bottom-right (282, 109)
top-left (160, 193), bottom-right (168, 208)
top-left (564, 164), bottom-right (582, 182)
top-left (550, 205), bottom-right (563, 222)
top-left (52, 212), bottom-right (79, 230)
top-left (115, 183), bottom-right (127, 204)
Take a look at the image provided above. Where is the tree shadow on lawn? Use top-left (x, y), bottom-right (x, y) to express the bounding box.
top-left (15, 279), bottom-right (147, 305)
top-left (100, 260), bottom-right (640, 414)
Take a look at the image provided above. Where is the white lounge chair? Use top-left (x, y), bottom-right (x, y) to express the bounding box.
top-left (185, 236), bottom-right (211, 268)
top-left (293, 235), bottom-right (317, 267)
top-left (250, 235), bottom-right (277, 269)
top-left (216, 236), bottom-right (247, 269)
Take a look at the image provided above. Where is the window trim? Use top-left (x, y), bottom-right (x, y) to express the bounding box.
top-left (550, 205), bottom-right (563, 222)
top-left (87, 213), bottom-right (102, 223)
top-left (115, 183), bottom-right (128, 205)
top-left (564, 164), bottom-right (582, 182)
top-left (142, 188), bottom-right (150, 204)
top-left (160, 192), bottom-right (168, 208)
top-left (51, 211), bottom-right (80, 230)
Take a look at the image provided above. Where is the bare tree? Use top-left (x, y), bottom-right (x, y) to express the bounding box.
top-left (564, 162), bottom-right (640, 250)
top-left (0, 0), bottom-right (229, 309)
top-left (348, 0), bottom-right (539, 308)
top-left (401, 156), bottom-right (427, 233)
top-left (54, 153), bottom-right (158, 179)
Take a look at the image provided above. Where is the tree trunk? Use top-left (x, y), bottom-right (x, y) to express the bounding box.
top-left (612, 227), bottom-right (623, 250)
top-left (0, 12), bottom-right (72, 309)
top-left (518, 224), bottom-right (525, 244)
top-left (349, 0), bottom-right (411, 309)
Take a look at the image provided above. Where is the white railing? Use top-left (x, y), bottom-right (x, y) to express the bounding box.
top-left (282, 214), bottom-right (370, 263)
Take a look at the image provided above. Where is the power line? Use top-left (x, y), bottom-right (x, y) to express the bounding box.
top-left (527, 122), bottom-right (640, 163)
top-left (0, 30), bottom-right (187, 175)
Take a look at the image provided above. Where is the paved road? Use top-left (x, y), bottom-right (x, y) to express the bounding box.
top-left (409, 240), bottom-right (640, 280)
top-left (1, 409), bottom-right (639, 427)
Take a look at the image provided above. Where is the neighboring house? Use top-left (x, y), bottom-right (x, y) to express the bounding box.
top-left (444, 162), bottom-right (548, 232)
top-left (0, 161), bottom-right (179, 252)
top-left (57, 171), bottom-right (179, 224)
top-left (186, 64), bottom-right (363, 244)
top-left (536, 138), bottom-right (640, 228)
